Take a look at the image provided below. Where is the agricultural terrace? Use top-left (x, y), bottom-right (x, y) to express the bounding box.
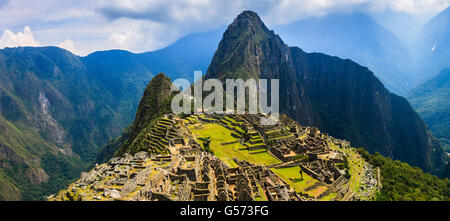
top-left (189, 122), bottom-right (281, 167)
top-left (271, 166), bottom-right (337, 200)
top-left (328, 140), bottom-right (365, 194)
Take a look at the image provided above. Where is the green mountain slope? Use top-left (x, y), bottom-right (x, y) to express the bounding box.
top-left (204, 10), bottom-right (447, 174)
top-left (407, 69), bottom-right (450, 153)
top-left (0, 47), bottom-right (126, 199)
top-left (0, 113), bottom-right (84, 200)
top-left (357, 148), bottom-right (449, 201)
top-left (0, 47), bottom-right (133, 160)
top-left (96, 73), bottom-right (175, 163)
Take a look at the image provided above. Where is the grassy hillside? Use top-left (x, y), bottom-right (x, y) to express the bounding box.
top-left (0, 46), bottom-right (152, 200)
top-left (0, 115), bottom-right (84, 200)
top-left (358, 148), bottom-right (449, 201)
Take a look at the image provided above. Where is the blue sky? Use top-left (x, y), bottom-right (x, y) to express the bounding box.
top-left (0, 0), bottom-right (449, 56)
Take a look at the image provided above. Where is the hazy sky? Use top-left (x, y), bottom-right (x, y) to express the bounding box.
top-left (0, 0), bottom-right (448, 56)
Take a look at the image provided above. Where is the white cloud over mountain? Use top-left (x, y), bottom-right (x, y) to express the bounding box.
top-left (0, 26), bottom-right (79, 55)
top-left (0, 0), bottom-right (448, 55)
top-left (0, 26), bottom-right (39, 49)
top-left (57, 39), bottom-right (78, 55)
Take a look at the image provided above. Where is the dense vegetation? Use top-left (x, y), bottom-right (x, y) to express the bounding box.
top-left (0, 152), bottom-right (83, 200)
top-left (357, 148), bottom-right (450, 201)
top-left (0, 46), bottom-right (145, 200)
top-left (408, 68), bottom-right (450, 153)
top-left (96, 73), bottom-right (175, 162)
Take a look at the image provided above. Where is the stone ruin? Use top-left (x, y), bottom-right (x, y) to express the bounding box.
top-left (50, 113), bottom-right (376, 201)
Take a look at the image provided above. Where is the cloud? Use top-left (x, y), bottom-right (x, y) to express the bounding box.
top-left (0, 26), bottom-right (40, 49)
top-left (57, 39), bottom-right (79, 55)
top-left (0, 0), bottom-right (449, 55)
top-left (97, 0), bottom-right (240, 23)
top-left (95, 0), bottom-right (450, 25)
top-left (106, 18), bottom-right (185, 52)
top-left (0, 26), bottom-right (80, 55)
top-left (91, 0), bottom-right (450, 54)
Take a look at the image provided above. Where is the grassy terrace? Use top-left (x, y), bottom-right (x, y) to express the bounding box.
top-left (220, 117), bottom-right (245, 133)
top-left (319, 192), bottom-right (338, 201)
top-left (270, 166), bottom-right (334, 199)
top-left (254, 183), bottom-right (268, 201)
top-left (187, 119), bottom-right (364, 201)
top-left (189, 123), bottom-right (281, 167)
top-left (183, 116), bottom-right (199, 124)
top-left (270, 166), bottom-right (339, 200)
top-left (224, 116), bottom-right (238, 124)
top-left (328, 140), bottom-right (365, 194)
top-left (265, 129), bottom-right (282, 134)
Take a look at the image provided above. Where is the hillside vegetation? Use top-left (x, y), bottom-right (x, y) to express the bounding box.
top-left (358, 148), bottom-right (450, 201)
top-left (408, 68), bottom-right (450, 153)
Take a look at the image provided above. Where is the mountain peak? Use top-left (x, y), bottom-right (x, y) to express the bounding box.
top-left (235, 10), bottom-right (261, 21)
top-left (230, 10), bottom-right (270, 33)
top-left (205, 10), bottom-right (284, 80)
top-left (130, 73), bottom-right (173, 138)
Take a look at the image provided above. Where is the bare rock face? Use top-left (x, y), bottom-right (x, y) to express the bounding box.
top-left (26, 167), bottom-right (49, 185)
top-left (134, 151), bottom-right (148, 160)
top-left (104, 188), bottom-right (121, 198)
top-left (136, 167), bottom-right (152, 185)
top-left (79, 170), bottom-right (100, 185)
top-left (121, 177), bottom-right (138, 195)
top-left (37, 91), bottom-right (67, 146)
top-left (123, 153), bottom-right (133, 162)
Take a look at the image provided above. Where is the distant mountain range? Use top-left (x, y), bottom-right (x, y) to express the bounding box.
top-left (85, 28), bottom-right (223, 83)
top-left (412, 6), bottom-right (450, 86)
top-left (273, 12), bottom-right (415, 95)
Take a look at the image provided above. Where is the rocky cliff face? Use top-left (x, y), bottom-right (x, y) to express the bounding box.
top-left (205, 11), bottom-right (446, 173)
